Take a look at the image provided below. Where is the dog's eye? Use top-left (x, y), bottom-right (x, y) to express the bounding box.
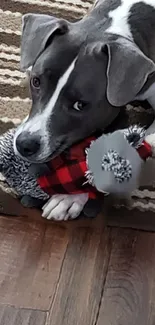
top-left (31, 77), bottom-right (40, 89)
top-left (73, 101), bottom-right (87, 111)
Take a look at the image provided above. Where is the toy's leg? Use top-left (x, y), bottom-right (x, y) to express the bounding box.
top-left (82, 199), bottom-right (103, 218)
top-left (42, 193), bottom-right (88, 221)
top-left (20, 195), bottom-right (46, 208)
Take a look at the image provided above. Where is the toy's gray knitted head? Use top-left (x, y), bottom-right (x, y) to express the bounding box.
top-left (0, 128), bottom-right (49, 205)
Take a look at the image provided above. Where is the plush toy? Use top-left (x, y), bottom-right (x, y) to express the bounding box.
top-left (0, 125), bottom-right (153, 219)
top-left (86, 125), bottom-right (152, 196)
top-left (35, 125), bottom-right (152, 199)
top-left (0, 128), bottom-right (49, 208)
top-left (0, 128), bottom-right (102, 217)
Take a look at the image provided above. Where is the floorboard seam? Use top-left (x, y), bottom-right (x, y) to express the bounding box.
top-left (48, 230), bottom-right (70, 313)
top-left (0, 304), bottom-right (48, 312)
top-left (93, 228), bottom-right (112, 325)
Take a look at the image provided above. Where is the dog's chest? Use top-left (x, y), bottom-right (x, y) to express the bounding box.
top-left (100, 0), bottom-right (155, 39)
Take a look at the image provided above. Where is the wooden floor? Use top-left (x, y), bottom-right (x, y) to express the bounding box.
top-left (0, 210), bottom-right (155, 325)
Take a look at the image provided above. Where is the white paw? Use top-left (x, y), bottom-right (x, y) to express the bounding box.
top-left (42, 193), bottom-right (89, 221)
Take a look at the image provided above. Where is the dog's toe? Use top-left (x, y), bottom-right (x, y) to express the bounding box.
top-left (46, 201), bottom-right (69, 221)
top-left (68, 202), bottom-right (83, 219)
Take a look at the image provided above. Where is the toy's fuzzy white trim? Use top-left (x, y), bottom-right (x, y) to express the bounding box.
top-left (84, 146), bottom-right (95, 186)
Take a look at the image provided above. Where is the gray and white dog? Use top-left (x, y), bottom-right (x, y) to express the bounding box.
top-left (14, 0), bottom-right (155, 220)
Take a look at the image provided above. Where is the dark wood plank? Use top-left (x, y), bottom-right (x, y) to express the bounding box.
top-left (0, 306), bottom-right (46, 325)
top-left (105, 204), bottom-right (155, 232)
top-left (3, 187), bottom-right (155, 232)
top-left (97, 228), bottom-right (155, 325)
top-left (47, 226), bottom-right (110, 325)
top-left (0, 188), bottom-right (106, 229)
top-left (0, 216), bottom-right (68, 310)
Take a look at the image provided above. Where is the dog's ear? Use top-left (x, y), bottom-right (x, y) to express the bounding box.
top-left (105, 38), bottom-right (155, 106)
top-left (20, 14), bottom-right (69, 71)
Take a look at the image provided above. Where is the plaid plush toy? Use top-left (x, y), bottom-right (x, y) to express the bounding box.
top-left (87, 126), bottom-right (152, 196)
top-left (36, 125), bottom-right (153, 200)
top-left (32, 135), bottom-right (103, 218)
top-left (0, 125), bottom-right (153, 219)
top-left (36, 136), bottom-right (98, 199)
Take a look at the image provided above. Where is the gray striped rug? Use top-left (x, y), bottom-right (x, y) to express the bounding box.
top-left (0, 0), bottom-right (155, 214)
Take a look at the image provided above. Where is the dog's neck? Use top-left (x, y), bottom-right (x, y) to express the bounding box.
top-left (79, 0), bottom-right (155, 61)
top-left (74, 8), bottom-right (116, 46)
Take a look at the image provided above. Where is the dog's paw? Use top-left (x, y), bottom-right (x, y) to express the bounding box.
top-left (42, 193), bottom-right (88, 221)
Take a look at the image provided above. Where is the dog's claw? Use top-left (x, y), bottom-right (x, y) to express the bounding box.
top-left (42, 193), bottom-right (89, 221)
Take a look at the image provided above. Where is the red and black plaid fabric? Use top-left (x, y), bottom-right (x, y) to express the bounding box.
top-left (137, 140), bottom-right (152, 160)
top-left (37, 136), bottom-right (98, 199)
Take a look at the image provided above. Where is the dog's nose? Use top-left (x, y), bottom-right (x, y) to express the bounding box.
top-left (16, 132), bottom-right (40, 157)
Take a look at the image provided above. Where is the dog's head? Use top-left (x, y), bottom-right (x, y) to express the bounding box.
top-left (14, 13), bottom-right (155, 163)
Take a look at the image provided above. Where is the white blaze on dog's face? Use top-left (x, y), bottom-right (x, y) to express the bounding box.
top-left (14, 57), bottom-right (78, 161)
top-left (14, 8), bottom-right (155, 163)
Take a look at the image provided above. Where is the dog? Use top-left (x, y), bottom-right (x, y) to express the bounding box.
top-left (14, 0), bottom-right (155, 220)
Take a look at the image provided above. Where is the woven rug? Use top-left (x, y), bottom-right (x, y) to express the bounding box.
top-left (1, 0), bottom-right (155, 215)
